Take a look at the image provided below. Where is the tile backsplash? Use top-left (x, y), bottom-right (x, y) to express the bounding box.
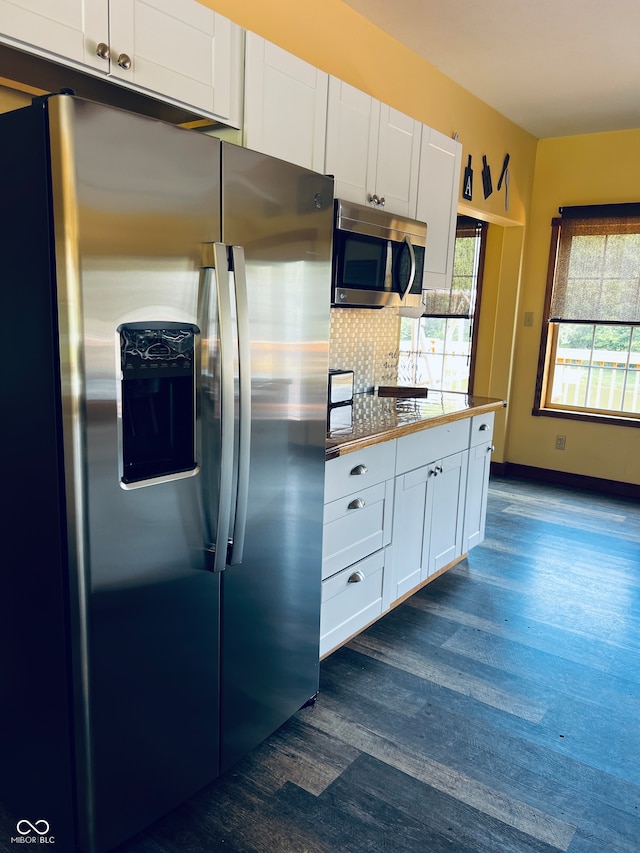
top-left (329, 307), bottom-right (401, 393)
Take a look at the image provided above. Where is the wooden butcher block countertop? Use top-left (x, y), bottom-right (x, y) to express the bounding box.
top-left (326, 390), bottom-right (506, 460)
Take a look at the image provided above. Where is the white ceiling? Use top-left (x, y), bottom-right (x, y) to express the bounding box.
top-left (344, 0), bottom-right (640, 138)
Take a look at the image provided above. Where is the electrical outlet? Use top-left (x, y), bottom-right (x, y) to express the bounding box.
top-left (555, 435), bottom-right (566, 450)
top-left (524, 311), bottom-right (534, 327)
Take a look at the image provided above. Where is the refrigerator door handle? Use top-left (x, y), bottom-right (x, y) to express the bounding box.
top-left (229, 245), bottom-right (251, 566)
top-left (202, 244), bottom-right (235, 573)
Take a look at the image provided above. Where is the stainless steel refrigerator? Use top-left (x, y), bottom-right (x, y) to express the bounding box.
top-left (0, 93), bottom-right (332, 853)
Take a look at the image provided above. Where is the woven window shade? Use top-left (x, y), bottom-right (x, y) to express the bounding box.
top-left (551, 204), bottom-right (640, 323)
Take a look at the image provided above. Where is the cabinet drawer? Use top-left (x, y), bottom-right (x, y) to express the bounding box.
top-left (396, 418), bottom-right (469, 474)
top-left (324, 439), bottom-right (396, 503)
top-left (323, 481), bottom-right (392, 580)
top-left (320, 550), bottom-right (384, 657)
top-left (470, 411), bottom-right (495, 447)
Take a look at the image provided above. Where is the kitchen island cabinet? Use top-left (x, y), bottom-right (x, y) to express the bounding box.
top-left (321, 392), bottom-right (503, 658)
top-left (462, 412), bottom-right (495, 552)
top-left (0, 0), bottom-right (243, 125)
top-left (391, 419), bottom-right (469, 603)
top-left (320, 440), bottom-right (395, 657)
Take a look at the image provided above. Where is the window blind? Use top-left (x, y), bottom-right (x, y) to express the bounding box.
top-left (551, 204), bottom-right (640, 324)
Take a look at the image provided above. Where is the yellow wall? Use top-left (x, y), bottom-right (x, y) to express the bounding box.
top-left (509, 130), bottom-right (640, 485)
top-left (0, 84), bottom-right (31, 112)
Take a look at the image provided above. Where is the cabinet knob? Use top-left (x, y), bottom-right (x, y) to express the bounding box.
top-left (347, 498), bottom-right (366, 510)
top-left (368, 194), bottom-right (380, 205)
top-left (350, 464), bottom-right (368, 476)
top-left (489, 444), bottom-right (495, 453)
top-left (379, 196), bottom-right (386, 206)
top-left (96, 42), bottom-right (110, 60)
top-left (347, 570), bottom-right (365, 584)
top-left (117, 53), bottom-right (132, 70)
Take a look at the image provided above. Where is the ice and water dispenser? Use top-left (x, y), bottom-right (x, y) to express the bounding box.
top-left (118, 323), bottom-right (199, 485)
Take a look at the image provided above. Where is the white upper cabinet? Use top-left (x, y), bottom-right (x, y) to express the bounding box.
top-left (375, 104), bottom-right (421, 216)
top-left (416, 126), bottom-right (462, 292)
top-left (324, 78), bottom-right (379, 203)
top-left (325, 77), bottom-right (421, 217)
top-left (0, 0), bottom-right (244, 125)
top-left (108, 0), bottom-right (243, 126)
top-left (243, 32), bottom-right (328, 172)
top-left (0, 0), bottom-right (107, 71)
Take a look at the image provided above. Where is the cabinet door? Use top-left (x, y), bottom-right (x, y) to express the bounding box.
top-left (109, 0), bottom-right (242, 124)
top-left (374, 104), bottom-right (421, 217)
top-left (325, 77), bottom-right (380, 206)
top-left (423, 450), bottom-right (467, 577)
top-left (392, 464), bottom-right (430, 600)
top-left (0, 0), bottom-right (107, 72)
top-left (416, 126), bottom-right (462, 292)
top-left (463, 440), bottom-right (493, 552)
top-left (392, 449), bottom-right (467, 602)
top-left (244, 33), bottom-right (328, 172)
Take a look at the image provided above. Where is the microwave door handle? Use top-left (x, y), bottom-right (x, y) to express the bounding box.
top-left (401, 236), bottom-right (417, 301)
top-left (229, 245), bottom-right (250, 566)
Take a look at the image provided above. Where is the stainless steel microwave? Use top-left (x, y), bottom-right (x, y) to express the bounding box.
top-left (332, 199), bottom-right (427, 308)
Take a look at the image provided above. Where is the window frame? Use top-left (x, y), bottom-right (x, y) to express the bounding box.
top-left (533, 215), bottom-right (640, 428)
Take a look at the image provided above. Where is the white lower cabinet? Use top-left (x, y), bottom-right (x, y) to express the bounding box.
top-left (321, 411), bottom-right (497, 657)
top-left (321, 441), bottom-right (395, 657)
top-left (392, 449), bottom-right (467, 602)
top-left (323, 480), bottom-right (393, 581)
top-left (463, 413), bottom-right (495, 552)
top-left (320, 549), bottom-right (386, 658)
top-left (391, 420), bottom-right (469, 602)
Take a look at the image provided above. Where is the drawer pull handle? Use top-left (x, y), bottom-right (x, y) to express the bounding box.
top-left (348, 570), bottom-right (365, 584)
top-left (347, 498), bottom-right (365, 510)
top-left (350, 464), bottom-right (368, 476)
top-left (479, 423), bottom-right (489, 431)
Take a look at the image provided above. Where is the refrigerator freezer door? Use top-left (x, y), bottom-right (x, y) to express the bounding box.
top-left (47, 96), bottom-right (223, 852)
top-left (219, 143), bottom-right (333, 770)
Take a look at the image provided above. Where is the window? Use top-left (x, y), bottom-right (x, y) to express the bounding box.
top-left (534, 204), bottom-right (640, 424)
top-left (399, 217), bottom-right (487, 393)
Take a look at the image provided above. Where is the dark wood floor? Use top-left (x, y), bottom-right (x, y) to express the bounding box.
top-left (6, 476), bottom-right (640, 852)
top-left (111, 476), bottom-right (640, 853)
